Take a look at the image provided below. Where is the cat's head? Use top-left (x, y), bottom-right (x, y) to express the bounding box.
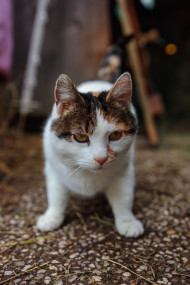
top-left (51, 72), bottom-right (137, 171)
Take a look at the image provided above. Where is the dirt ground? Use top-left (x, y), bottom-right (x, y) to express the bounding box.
top-left (0, 132), bottom-right (190, 285)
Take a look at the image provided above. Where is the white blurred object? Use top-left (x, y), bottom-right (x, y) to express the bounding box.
top-left (20, 0), bottom-right (50, 115)
top-left (140, 0), bottom-right (155, 9)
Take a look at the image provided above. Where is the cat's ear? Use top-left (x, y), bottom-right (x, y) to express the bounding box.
top-left (54, 74), bottom-right (80, 114)
top-left (106, 72), bottom-right (132, 106)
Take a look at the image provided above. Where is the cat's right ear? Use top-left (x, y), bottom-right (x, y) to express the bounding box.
top-left (106, 72), bottom-right (132, 107)
top-left (54, 74), bottom-right (80, 115)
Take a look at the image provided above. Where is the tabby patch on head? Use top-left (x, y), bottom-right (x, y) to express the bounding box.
top-left (51, 73), bottom-right (137, 142)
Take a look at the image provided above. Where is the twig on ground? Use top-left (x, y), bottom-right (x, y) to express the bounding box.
top-left (75, 211), bottom-right (87, 230)
top-left (132, 257), bottom-right (156, 279)
top-left (90, 214), bottom-right (114, 227)
top-left (0, 242), bottom-right (17, 248)
top-left (153, 186), bottom-right (160, 202)
top-left (125, 251), bottom-right (155, 279)
top-left (125, 250), bottom-right (151, 260)
top-left (107, 259), bottom-right (159, 285)
top-left (0, 244), bottom-right (17, 254)
top-left (67, 263), bottom-right (71, 275)
top-left (0, 231), bottom-right (26, 235)
top-left (0, 234), bottom-right (55, 247)
top-left (0, 262), bottom-right (49, 285)
top-left (150, 265), bottom-right (156, 279)
top-left (173, 272), bottom-right (190, 278)
top-left (19, 234), bottom-right (55, 245)
top-left (64, 270), bottom-right (93, 277)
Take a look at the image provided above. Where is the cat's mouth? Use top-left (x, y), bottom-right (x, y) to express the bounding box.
top-left (80, 159), bottom-right (114, 172)
top-left (90, 167), bottom-right (104, 173)
top-left (93, 166), bottom-right (104, 171)
top-left (90, 158), bottom-right (116, 171)
top-left (90, 162), bottom-right (111, 171)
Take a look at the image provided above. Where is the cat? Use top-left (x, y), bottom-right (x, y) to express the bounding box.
top-left (37, 43), bottom-right (144, 238)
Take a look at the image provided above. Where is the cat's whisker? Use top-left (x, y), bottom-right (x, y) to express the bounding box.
top-left (63, 165), bottom-right (84, 182)
top-left (63, 160), bottom-right (79, 169)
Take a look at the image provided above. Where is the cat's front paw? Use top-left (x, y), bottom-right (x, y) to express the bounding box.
top-left (116, 218), bottom-right (144, 238)
top-left (37, 211), bottom-right (64, 232)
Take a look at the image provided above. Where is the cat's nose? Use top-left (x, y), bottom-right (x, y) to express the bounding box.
top-left (94, 156), bottom-right (108, 165)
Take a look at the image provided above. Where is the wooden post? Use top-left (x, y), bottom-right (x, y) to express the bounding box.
top-left (116, 0), bottom-right (160, 145)
top-left (19, 0), bottom-right (50, 116)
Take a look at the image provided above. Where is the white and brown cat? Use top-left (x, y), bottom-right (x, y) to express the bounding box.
top-left (37, 45), bottom-right (144, 237)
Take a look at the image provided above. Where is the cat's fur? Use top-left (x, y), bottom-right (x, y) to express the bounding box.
top-left (37, 46), bottom-right (144, 237)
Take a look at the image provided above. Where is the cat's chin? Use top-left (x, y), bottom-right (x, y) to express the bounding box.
top-left (89, 165), bottom-right (107, 172)
top-left (90, 168), bottom-right (103, 173)
top-left (91, 167), bottom-right (103, 171)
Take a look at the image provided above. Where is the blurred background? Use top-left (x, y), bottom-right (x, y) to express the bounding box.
top-left (0, 0), bottom-right (190, 137)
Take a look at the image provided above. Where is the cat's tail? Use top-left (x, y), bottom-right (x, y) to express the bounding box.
top-left (98, 35), bottom-right (134, 83)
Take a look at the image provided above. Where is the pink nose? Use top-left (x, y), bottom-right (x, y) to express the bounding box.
top-left (94, 156), bottom-right (108, 165)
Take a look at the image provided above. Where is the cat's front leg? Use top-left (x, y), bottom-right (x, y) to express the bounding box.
top-left (37, 163), bottom-right (69, 232)
top-left (105, 165), bottom-right (144, 238)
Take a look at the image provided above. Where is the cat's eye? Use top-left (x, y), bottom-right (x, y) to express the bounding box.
top-left (74, 134), bottom-right (89, 143)
top-left (109, 131), bottom-right (123, 141)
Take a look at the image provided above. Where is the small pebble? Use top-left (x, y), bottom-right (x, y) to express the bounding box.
top-left (123, 272), bottom-right (131, 277)
top-left (36, 273), bottom-right (44, 280)
top-left (68, 275), bottom-right (78, 282)
top-left (14, 278), bottom-right (21, 284)
top-left (22, 265), bottom-right (31, 271)
top-left (70, 253), bottom-right (79, 259)
top-left (4, 271), bottom-right (13, 276)
top-left (37, 269), bottom-right (46, 274)
top-left (92, 276), bottom-right (102, 282)
top-left (44, 276), bottom-right (51, 284)
top-left (52, 260), bottom-right (60, 264)
top-left (15, 261), bottom-right (25, 267)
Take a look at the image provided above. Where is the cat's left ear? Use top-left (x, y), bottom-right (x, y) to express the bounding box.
top-left (106, 72), bottom-right (132, 106)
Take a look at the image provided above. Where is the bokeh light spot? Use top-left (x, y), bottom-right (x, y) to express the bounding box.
top-left (165, 43), bottom-right (178, 55)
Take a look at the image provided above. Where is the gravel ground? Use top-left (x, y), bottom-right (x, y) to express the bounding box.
top-left (0, 133), bottom-right (190, 285)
